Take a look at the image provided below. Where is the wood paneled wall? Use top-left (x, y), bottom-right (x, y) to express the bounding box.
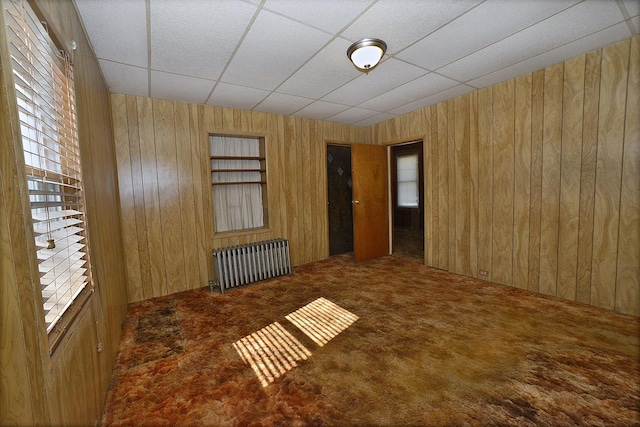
top-left (112, 96), bottom-right (369, 301)
top-left (372, 36), bottom-right (640, 316)
top-left (0, 0), bottom-right (129, 425)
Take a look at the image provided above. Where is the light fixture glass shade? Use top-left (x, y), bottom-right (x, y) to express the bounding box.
top-left (347, 38), bottom-right (387, 71)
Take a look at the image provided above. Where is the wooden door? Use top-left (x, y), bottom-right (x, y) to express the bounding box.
top-left (352, 144), bottom-right (389, 261)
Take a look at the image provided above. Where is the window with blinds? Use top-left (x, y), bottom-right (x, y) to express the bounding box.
top-left (4, 0), bottom-right (93, 350)
top-left (397, 154), bottom-right (419, 208)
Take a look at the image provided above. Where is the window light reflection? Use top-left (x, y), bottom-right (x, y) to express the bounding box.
top-left (285, 297), bottom-right (359, 347)
top-left (233, 322), bottom-right (311, 387)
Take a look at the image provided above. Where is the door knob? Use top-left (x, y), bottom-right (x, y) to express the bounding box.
top-left (352, 200), bottom-right (360, 204)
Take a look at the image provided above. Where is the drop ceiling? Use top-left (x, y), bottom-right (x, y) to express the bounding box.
top-left (73, 0), bottom-right (639, 126)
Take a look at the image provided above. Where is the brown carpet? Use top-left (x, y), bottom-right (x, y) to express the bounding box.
top-left (393, 227), bottom-right (424, 262)
top-left (101, 254), bottom-right (640, 426)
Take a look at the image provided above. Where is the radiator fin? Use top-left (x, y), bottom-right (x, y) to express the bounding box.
top-left (212, 238), bottom-right (292, 293)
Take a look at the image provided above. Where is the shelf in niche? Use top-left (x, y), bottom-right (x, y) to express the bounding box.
top-left (210, 156), bottom-right (265, 160)
top-left (211, 169), bottom-right (266, 173)
top-left (212, 181), bottom-right (266, 186)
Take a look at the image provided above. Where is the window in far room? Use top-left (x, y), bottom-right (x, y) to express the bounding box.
top-left (210, 134), bottom-right (268, 233)
top-left (396, 153), bottom-right (419, 208)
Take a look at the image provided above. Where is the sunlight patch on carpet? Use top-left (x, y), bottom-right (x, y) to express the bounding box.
top-left (233, 322), bottom-right (312, 387)
top-left (285, 297), bottom-right (359, 347)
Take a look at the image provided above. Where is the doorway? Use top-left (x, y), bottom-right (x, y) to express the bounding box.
top-left (327, 143), bottom-right (389, 261)
top-left (327, 144), bottom-right (353, 256)
top-left (391, 141), bottom-right (424, 262)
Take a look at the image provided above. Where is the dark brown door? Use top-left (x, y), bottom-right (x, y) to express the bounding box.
top-left (352, 144), bottom-right (389, 262)
top-left (327, 145), bottom-right (354, 255)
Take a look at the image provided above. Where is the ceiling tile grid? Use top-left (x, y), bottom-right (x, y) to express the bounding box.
top-left (149, 0), bottom-right (257, 79)
top-left (74, 0), bottom-right (639, 125)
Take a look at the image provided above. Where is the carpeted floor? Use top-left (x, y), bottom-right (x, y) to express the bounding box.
top-left (393, 227), bottom-right (424, 262)
top-left (101, 254), bottom-right (640, 426)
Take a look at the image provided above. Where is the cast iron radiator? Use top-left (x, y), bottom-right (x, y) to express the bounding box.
top-left (212, 238), bottom-right (292, 294)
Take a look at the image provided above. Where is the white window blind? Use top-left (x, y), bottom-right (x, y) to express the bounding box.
top-left (210, 135), bottom-right (267, 233)
top-left (5, 0), bottom-right (93, 344)
top-left (397, 154), bottom-right (419, 208)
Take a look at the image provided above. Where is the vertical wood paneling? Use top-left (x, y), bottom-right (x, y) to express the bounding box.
top-left (0, 182), bottom-right (38, 425)
top-left (437, 102), bottom-right (449, 270)
top-left (591, 39), bottom-right (630, 310)
top-left (137, 97), bottom-right (167, 297)
top-left (153, 99), bottom-right (186, 295)
top-left (175, 102), bottom-right (200, 289)
top-left (112, 94), bottom-right (142, 301)
top-left (616, 36), bottom-right (640, 316)
top-left (447, 100), bottom-right (456, 272)
top-left (477, 87), bottom-right (493, 280)
top-left (557, 55), bottom-right (585, 301)
top-left (301, 118), bottom-right (313, 263)
top-left (428, 106), bottom-right (440, 268)
top-left (423, 107), bottom-right (434, 266)
top-left (113, 97), bottom-right (369, 299)
top-left (528, 69), bottom-right (545, 293)
top-left (469, 92), bottom-right (479, 278)
top-left (126, 95), bottom-right (152, 299)
top-left (513, 74), bottom-right (532, 290)
top-left (284, 117), bottom-right (300, 265)
top-left (454, 95), bottom-right (470, 275)
top-left (273, 114), bottom-right (287, 243)
top-left (576, 49), bottom-right (601, 305)
top-left (491, 80), bottom-right (515, 286)
top-left (310, 120), bottom-right (320, 261)
top-left (48, 309), bottom-right (100, 426)
top-left (199, 105), bottom-right (216, 281)
top-left (539, 62), bottom-right (563, 296)
top-left (373, 36), bottom-right (638, 315)
top-left (189, 104), bottom-right (209, 288)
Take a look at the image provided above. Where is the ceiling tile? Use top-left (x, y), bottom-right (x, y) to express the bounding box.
top-left (150, 71), bottom-right (213, 104)
top-left (150, 0), bottom-right (257, 79)
top-left (254, 92), bottom-right (314, 116)
top-left (342, 0), bottom-right (482, 54)
top-left (98, 60), bottom-right (148, 96)
top-left (277, 38), bottom-right (362, 99)
top-left (263, 0), bottom-right (373, 34)
top-left (439, 0), bottom-right (626, 82)
top-left (222, 9), bottom-right (333, 91)
top-left (207, 82), bottom-right (270, 110)
top-left (75, 0), bottom-right (147, 67)
top-left (295, 101), bottom-right (351, 121)
top-left (356, 112), bottom-right (397, 127)
top-left (396, 0), bottom-right (580, 70)
top-left (76, 0), bottom-right (636, 126)
top-left (322, 58), bottom-right (427, 105)
top-left (621, 0), bottom-right (640, 18)
top-left (327, 106), bottom-right (380, 124)
top-left (388, 84), bottom-right (475, 116)
top-left (468, 22), bottom-right (633, 89)
top-left (359, 72), bottom-right (459, 111)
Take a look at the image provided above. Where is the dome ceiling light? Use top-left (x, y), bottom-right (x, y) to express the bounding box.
top-left (347, 38), bottom-right (387, 73)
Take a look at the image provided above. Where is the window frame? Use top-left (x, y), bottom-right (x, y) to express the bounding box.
top-left (4, 0), bottom-right (94, 354)
top-left (396, 153), bottom-right (420, 208)
top-left (209, 133), bottom-right (270, 235)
